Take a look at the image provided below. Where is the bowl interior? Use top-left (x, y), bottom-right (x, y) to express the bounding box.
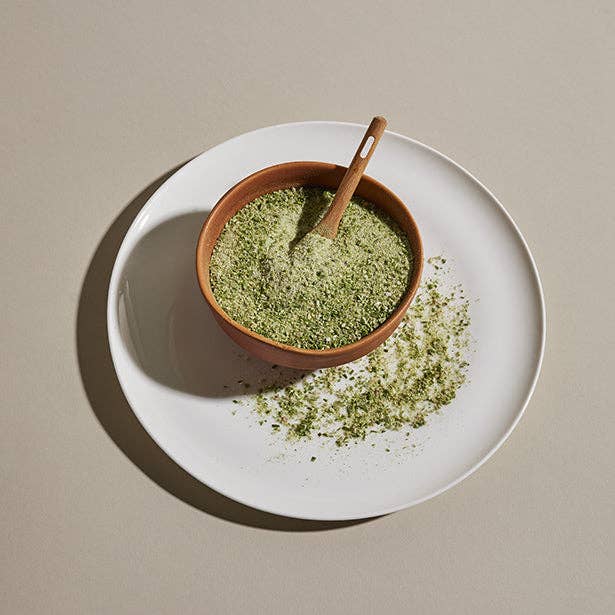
top-left (196, 161), bottom-right (423, 365)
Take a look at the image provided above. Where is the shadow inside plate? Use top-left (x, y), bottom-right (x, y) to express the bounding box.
top-left (117, 211), bottom-right (305, 397)
top-left (76, 162), bottom-right (374, 531)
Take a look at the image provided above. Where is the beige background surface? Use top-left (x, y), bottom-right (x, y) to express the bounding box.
top-left (2, 2), bottom-right (614, 613)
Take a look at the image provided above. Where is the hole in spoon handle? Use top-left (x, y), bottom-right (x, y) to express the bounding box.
top-left (360, 136), bottom-right (375, 158)
top-left (357, 116), bottom-right (387, 166)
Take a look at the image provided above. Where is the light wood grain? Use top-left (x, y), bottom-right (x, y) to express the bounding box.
top-left (311, 116), bottom-right (387, 239)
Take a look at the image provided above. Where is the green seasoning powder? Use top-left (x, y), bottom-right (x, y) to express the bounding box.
top-left (209, 187), bottom-right (413, 350)
top-left (251, 258), bottom-right (471, 446)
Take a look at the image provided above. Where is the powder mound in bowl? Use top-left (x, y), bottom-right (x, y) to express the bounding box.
top-left (209, 187), bottom-right (413, 350)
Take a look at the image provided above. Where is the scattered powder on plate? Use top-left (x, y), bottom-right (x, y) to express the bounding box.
top-left (244, 257), bottom-right (472, 446)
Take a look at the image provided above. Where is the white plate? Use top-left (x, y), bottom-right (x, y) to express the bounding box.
top-left (108, 121), bottom-right (545, 520)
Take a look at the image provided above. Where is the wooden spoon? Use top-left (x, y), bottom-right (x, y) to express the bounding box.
top-left (310, 116), bottom-right (387, 239)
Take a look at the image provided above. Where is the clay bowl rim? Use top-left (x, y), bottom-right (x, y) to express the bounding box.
top-left (195, 161), bottom-right (424, 363)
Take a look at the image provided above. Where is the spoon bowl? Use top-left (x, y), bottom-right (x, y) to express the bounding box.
top-left (196, 161), bottom-right (423, 369)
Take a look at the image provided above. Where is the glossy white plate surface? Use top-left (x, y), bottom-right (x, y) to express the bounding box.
top-left (108, 121), bottom-right (545, 520)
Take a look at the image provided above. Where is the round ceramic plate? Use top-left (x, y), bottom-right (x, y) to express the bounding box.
top-left (108, 121), bottom-right (545, 520)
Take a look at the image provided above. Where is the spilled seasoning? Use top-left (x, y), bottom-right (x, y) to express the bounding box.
top-left (245, 257), bottom-right (472, 446)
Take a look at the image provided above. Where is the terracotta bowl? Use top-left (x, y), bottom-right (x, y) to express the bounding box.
top-left (196, 162), bottom-right (423, 369)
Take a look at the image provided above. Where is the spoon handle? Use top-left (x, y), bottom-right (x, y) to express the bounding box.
top-left (312, 116), bottom-right (387, 239)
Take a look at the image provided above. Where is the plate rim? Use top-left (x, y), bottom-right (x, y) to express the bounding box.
top-left (106, 120), bottom-right (546, 520)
